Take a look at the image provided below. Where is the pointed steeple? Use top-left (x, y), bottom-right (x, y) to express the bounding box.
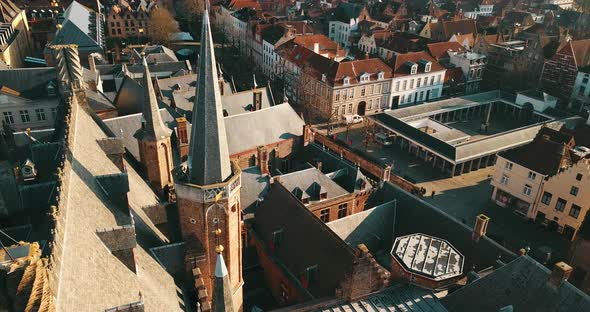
top-left (187, 6), bottom-right (231, 185)
top-left (135, 57), bottom-right (172, 141)
top-left (212, 251), bottom-right (234, 312)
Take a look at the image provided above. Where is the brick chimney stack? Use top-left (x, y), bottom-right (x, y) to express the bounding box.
top-left (303, 124), bottom-right (313, 146)
top-left (176, 117), bottom-right (189, 161)
top-left (257, 145), bottom-right (269, 175)
top-left (253, 90), bottom-right (262, 111)
top-left (472, 214), bottom-right (490, 242)
top-left (548, 262), bottom-right (573, 287)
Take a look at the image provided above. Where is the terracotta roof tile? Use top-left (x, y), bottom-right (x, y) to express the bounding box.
top-left (391, 51), bottom-right (445, 77)
top-left (427, 41), bottom-right (467, 60)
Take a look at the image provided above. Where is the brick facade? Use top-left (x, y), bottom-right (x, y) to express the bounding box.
top-left (138, 137), bottom-right (174, 192)
top-left (541, 41), bottom-right (578, 99)
top-left (176, 163), bottom-right (243, 311)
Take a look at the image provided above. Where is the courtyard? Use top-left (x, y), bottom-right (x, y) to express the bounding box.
top-left (327, 125), bottom-right (572, 264)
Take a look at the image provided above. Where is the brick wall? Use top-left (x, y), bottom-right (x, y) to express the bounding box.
top-left (338, 244), bottom-right (390, 300)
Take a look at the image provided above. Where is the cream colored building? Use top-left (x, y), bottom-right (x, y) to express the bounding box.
top-left (491, 154), bottom-right (547, 218)
top-left (536, 159), bottom-right (590, 240)
top-left (490, 127), bottom-right (590, 241)
top-left (0, 0), bottom-right (32, 68)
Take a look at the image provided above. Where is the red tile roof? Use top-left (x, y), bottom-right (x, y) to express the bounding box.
top-left (391, 51), bottom-right (445, 77)
top-left (427, 41), bottom-right (467, 60)
top-left (304, 57), bottom-right (393, 87)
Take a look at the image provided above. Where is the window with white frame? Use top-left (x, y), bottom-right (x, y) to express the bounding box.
top-left (343, 77), bottom-right (350, 85)
top-left (411, 64), bottom-right (417, 74)
top-left (20, 110), bottom-right (31, 123)
top-left (35, 108), bottom-right (46, 121)
top-left (349, 88), bottom-right (354, 98)
top-left (528, 171), bottom-right (536, 180)
top-left (402, 80), bottom-right (407, 90)
top-left (341, 105), bottom-right (346, 115)
top-left (378, 72), bottom-right (384, 80)
top-left (3, 112), bottom-right (14, 124)
top-left (523, 184), bottom-right (532, 196)
top-left (335, 91), bottom-right (340, 101)
top-left (500, 175), bottom-right (509, 185)
top-left (395, 81), bottom-right (400, 91)
top-left (425, 62), bottom-right (431, 72)
top-left (505, 162), bottom-right (513, 171)
top-left (361, 87), bottom-right (365, 96)
top-left (417, 78), bottom-right (421, 88)
top-left (348, 104), bottom-right (352, 113)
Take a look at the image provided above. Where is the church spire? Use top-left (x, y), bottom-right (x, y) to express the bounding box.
top-left (212, 247), bottom-right (234, 312)
top-left (187, 6), bottom-right (231, 185)
top-left (135, 57), bottom-right (172, 141)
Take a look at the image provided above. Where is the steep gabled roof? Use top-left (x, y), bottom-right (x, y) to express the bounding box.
top-left (427, 41), bottom-right (467, 60)
top-left (50, 1), bottom-right (101, 48)
top-left (254, 182), bottom-right (357, 298)
top-left (442, 256), bottom-right (590, 312)
top-left (187, 8), bottom-right (232, 185)
top-left (391, 51), bottom-right (445, 77)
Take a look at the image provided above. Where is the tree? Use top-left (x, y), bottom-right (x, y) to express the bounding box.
top-left (178, 0), bottom-right (205, 22)
top-left (148, 8), bottom-right (180, 44)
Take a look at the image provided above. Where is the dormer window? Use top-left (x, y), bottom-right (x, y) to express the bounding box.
top-left (360, 73), bottom-right (370, 82)
top-left (411, 64), bottom-right (417, 74)
top-left (419, 59), bottom-right (432, 73)
top-left (378, 71), bottom-right (384, 80)
top-left (343, 76), bottom-right (350, 85)
top-left (321, 73), bottom-right (326, 82)
top-left (46, 82), bottom-right (56, 96)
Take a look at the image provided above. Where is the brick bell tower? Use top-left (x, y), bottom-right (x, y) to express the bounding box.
top-left (174, 6), bottom-right (243, 312)
top-left (134, 57), bottom-right (174, 193)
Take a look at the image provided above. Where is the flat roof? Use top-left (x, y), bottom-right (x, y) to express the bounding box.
top-left (392, 233), bottom-right (464, 281)
top-left (369, 91), bottom-right (567, 163)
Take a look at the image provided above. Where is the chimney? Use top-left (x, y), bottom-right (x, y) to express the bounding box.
top-left (257, 145), bottom-right (269, 175)
top-left (472, 214), bottom-right (489, 242)
top-left (313, 42), bottom-right (320, 54)
top-left (302, 124), bottom-right (313, 146)
top-left (315, 160), bottom-right (322, 172)
top-left (253, 90), bottom-right (262, 111)
top-left (176, 117), bottom-right (189, 161)
top-left (88, 54), bottom-right (96, 71)
top-left (548, 262), bottom-right (573, 287)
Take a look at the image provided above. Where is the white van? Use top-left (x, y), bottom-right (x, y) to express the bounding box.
top-left (343, 114), bottom-right (364, 124)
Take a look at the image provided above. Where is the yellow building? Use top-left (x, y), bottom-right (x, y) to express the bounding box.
top-left (0, 0), bottom-right (32, 68)
top-left (491, 126), bottom-right (590, 241)
top-left (536, 158), bottom-right (590, 240)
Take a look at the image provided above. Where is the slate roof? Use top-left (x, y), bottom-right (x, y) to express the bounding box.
top-left (134, 58), bottom-right (172, 141)
top-left (253, 182), bottom-right (358, 299)
top-left (278, 166), bottom-right (349, 202)
top-left (103, 103), bottom-right (304, 161)
top-left (442, 256), bottom-right (590, 312)
top-left (49, 1), bottom-right (103, 50)
top-left (331, 2), bottom-right (363, 23)
top-left (499, 134), bottom-right (572, 176)
top-left (239, 166), bottom-right (270, 214)
top-left (361, 182), bottom-right (517, 272)
top-left (54, 93), bottom-right (183, 310)
top-left (316, 283), bottom-right (448, 312)
top-left (0, 68), bottom-right (58, 99)
top-left (224, 104), bottom-right (305, 154)
top-left (130, 45), bottom-right (179, 64)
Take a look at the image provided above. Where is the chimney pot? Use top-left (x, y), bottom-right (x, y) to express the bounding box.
top-left (548, 261), bottom-right (573, 287)
top-left (472, 214), bottom-right (489, 242)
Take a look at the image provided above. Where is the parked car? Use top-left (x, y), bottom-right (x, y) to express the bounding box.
top-left (343, 114), bottom-right (364, 124)
top-left (375, 133), bottom-right (394, 146)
